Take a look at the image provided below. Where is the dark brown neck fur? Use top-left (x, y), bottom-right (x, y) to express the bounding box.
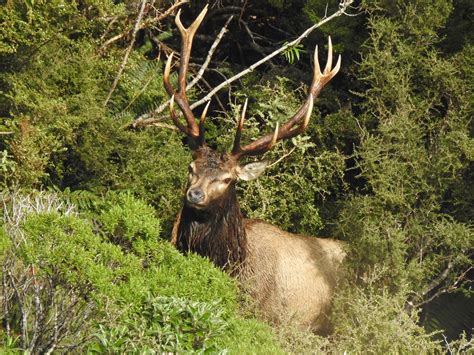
top-left (175, 184), bottom-right (247, 275)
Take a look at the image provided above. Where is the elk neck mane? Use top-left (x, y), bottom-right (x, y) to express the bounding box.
top-left (175, 183), bottom-right (247, 275)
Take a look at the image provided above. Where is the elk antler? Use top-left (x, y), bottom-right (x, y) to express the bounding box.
top-left (231, 37), bottom-right (341, 159)
top-left (164, 5), bottom-right (209, 146)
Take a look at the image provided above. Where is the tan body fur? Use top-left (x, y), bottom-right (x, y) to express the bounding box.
top-left (243, 220), bottom-right (345, 333)
top-left (172, 212), bottom-right (345, 333)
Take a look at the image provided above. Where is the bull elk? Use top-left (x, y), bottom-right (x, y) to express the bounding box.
top-left (166, 6), bottom-right (345, 334)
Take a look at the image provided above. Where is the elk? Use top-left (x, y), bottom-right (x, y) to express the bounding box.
top-left (166, 6), bottom-right (345, 334)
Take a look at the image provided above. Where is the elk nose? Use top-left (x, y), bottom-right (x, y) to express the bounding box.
top-left (187, 188), bottom-right (204, 204)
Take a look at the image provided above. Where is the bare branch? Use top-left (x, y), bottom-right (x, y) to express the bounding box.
top-left (239, 18), bottom-right (274, 66)
top-left (129, 0), bottom-right (355, 128)
top-left (421, 260), bottom-right (453, 296)
top-left (188, 15), bottom-right (233, 89)
top-left (99, 16), bottom-right (119, 46)
top-left (101, 0), bottom-right (189, 50)
top-left (450, 266), bottom-right (473, 289)
top-left (101, 32), bottom-right (124, 50)
top-left (412, 288), bottom-right (448, 309)
top-left (44, 299), bottom-right (59, 355)
top-left (406, 261), bottom-right (473, 310)
top-left (103, 0), bottom-right (148, 107)
top-left (155, 0), bottom-right (190, 22)
top-left (149, 122), bottom-right (180, 131)
top-left (267, 146), bottom-right (297, 168)
top-left (2, 262), bottom-right (11, 338)
top-left (28, 265), bottom-right (42, 353)
top-left (8, 270), bottom-right (28, 348)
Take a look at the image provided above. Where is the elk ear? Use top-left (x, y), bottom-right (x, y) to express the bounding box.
top-left (236, 161), bottom-right (268, 181)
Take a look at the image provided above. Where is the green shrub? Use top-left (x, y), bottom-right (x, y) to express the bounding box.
top-left (331, 280), bottom-right (442, 353)
top-left (97, 192), bottom-right (161, 248)
top-left (0, 192), bottom-right (281, 353)
top-left (91, 295), bottom-right (229, 353)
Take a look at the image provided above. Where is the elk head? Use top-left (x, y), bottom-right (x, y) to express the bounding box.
top-left (163, 6), bottom-right (340, 212)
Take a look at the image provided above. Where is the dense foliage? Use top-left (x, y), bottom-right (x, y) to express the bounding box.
top-left (1, 192), bottom-right (281, 352)
top-left (1, 0), bottom-right (472, 353)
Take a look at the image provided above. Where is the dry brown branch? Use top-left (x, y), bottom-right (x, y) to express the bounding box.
top-left (101, 32), bottom-right (124, 50)
top-left (103, 0), bottom-right (148, 107)
top-left (129, 0), bottom-right (354, 128)
top-left (156, 0), bottom-right (189, 22)
top-left (101, 0), bottom-right (189, 50)
top-left (99, 16), bottom-right (119, 44)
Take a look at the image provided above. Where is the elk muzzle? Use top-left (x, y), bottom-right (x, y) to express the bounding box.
top-left (187, 188), bottom-right (205, 205)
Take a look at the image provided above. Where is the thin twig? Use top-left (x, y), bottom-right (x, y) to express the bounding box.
top-left (101, 32), bottom-right (124, 50)
top-left (450, 266), bottom-right (473, 289)
top-left (28, 265), bottom-right (42, 353)
top-left (406, 260), bottom-right (458, 310)
top-left (8, 270), bottom-right (28, 349)
top-left (44, 300), bottom-right (59, 355)
top-left (101, 0), bottom-right (189, 50)
top-left (422, 260), bottom-right (453, 296)
top-left (197, 76), bottom-right (226, 111)
top-left (99, 16), bottom-right (118, 43)
top-left (2, 263), bottom-right (11, 338)
top-left (103, 0), bottom-right (148, 107)
top-left (130, 0), bottom-right (354, 127)
top-left (267, 146), bottom-right (297, 168)
top-left (240, 18), bottom-right (274, 66)
top-left (156, 0), bottom-right (189, 22)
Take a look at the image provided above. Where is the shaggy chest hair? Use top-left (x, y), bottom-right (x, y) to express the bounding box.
top-left (175, 185), bottom-right (247, 275)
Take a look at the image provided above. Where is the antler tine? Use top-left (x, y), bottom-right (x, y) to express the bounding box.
top-left (232, 98), bottom-right (248, 156)
top-left (175, 5), bottom-right (208, 95)
top-left (325, 36), bottom-right (333, 74)
top-left (169, 95), bottom-right (189, 134)
top-left (267, 122), bottom-right (279, 150)
top-left (163, 6), bottom-right (208, 142)
top-left (163, 52), bottom-right (175, 98)
top-left (231, 37), bottom-right (340, 159)
top-left (198, 100), bottom-right (211, 146)
top-left (278, 94), bottom-right (313, 140)
top-left (321, 36), bottom-right (341, 81)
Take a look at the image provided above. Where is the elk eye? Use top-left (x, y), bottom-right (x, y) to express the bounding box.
top-left (188, 164), bottom-right (194, 173)
top-left (223, 178), bottom-right (232, 184)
